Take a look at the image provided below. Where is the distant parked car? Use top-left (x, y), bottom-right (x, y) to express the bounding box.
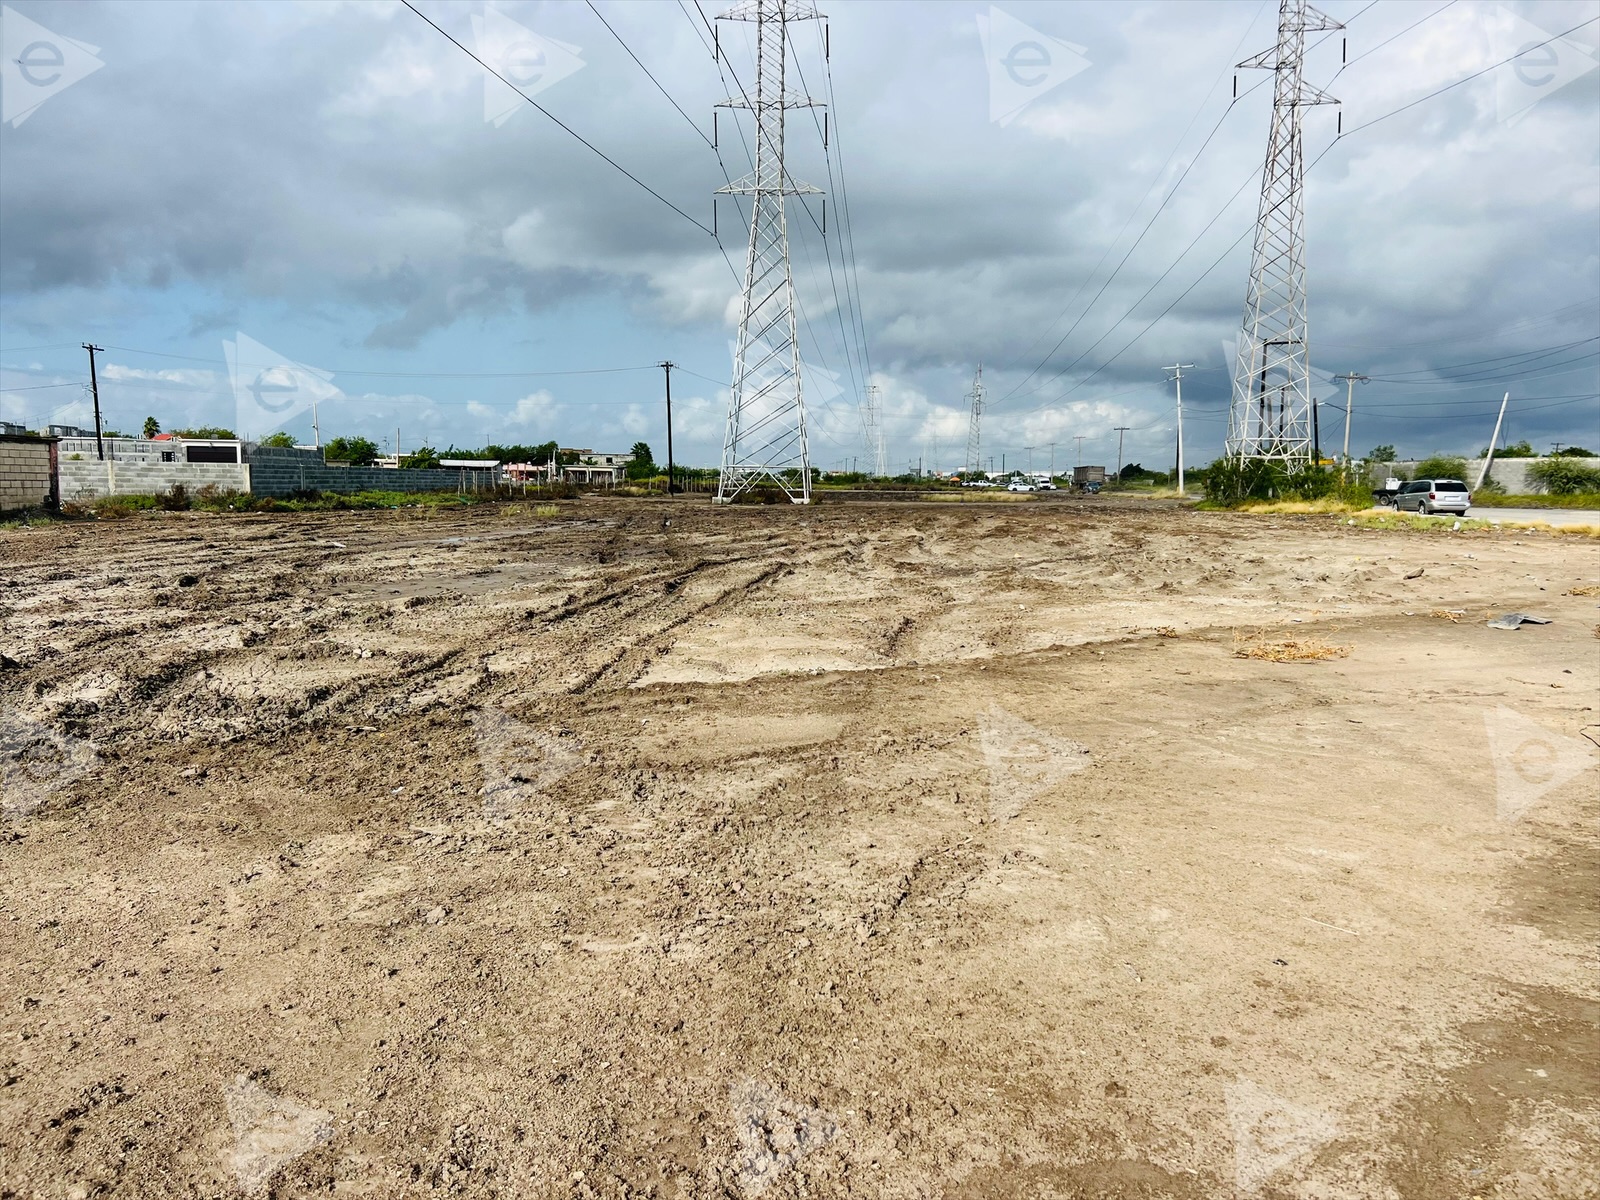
top-left (1394, 478), bottom-right (1470, 515)
top-left (1035, 480), bottom-right (1057, 491)
top-left (1006, 479), bottom-right (1035, 493)
top-left (963, 478), bottom-right (997, 488)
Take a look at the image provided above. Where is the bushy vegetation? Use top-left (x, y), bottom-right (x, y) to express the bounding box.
top-left (257, 432), bottom-right (297, 448)
top-left (1411, 456), bottom-right (1468, 482)
top-left (1528, 457), bottom-right (1600, 494)
top-left (323, 436), bottom-right (379, 466)
top-left (1197, 458), bottom-right (1370, 508)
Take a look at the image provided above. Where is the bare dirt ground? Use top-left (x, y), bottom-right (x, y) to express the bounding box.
top-left (2, 496), bottom-right (1596, 1199)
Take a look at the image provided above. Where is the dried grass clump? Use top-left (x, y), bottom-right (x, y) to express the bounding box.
top-left (1565, 584), bottom-right (1600, 596)
top-left (1154, 626), bottom-right (1179, 638)
top-left (1233, 635), bottom-right (1351, 663)
top-left (1430, 609), bottom-right (1464, 622)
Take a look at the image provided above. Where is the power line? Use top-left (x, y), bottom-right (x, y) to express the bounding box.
top-left (400, 0), bottom-right (714, 237)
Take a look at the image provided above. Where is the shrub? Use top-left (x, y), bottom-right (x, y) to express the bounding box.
top-left (1413, 455), bottom-right (1468, 482)
top-left (1528, 457), bottom-right (1600, 494)
top-left (155, 484), bottom-right (191, 511)
top-left (1199, 459), bottom-right (1370, 508)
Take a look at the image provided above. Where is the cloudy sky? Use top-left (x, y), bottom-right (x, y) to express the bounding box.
top-left (2, 0), bottom-right (1596, 471)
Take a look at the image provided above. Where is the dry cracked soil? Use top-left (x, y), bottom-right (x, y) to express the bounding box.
top-left (1, 496), bottom-right (1596, 1199)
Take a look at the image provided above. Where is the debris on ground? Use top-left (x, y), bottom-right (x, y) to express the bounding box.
top-left (1404, 567), bottom-right (1425, 579)
top-left (1234, 636), bottom-right (1352, 662)
top-left (1430, 610), bottom-right (1465, 622)
top-left (1486, 613), bottom-right (1553, 630)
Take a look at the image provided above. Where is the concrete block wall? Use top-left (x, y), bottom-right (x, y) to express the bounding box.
top-left (57, 459), bottom-right (251, 502)
top-left (0, 437), bottom-right (56, 512)
top-left (1388, 458), bottom-right (1539, 492)
top-left (244, 445), bottom-right (499, 497)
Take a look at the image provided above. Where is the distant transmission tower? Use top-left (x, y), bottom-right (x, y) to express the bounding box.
top-left (1227, 0), bottom-right (1342, 470)
top-left (964, 365), bottom-right (985, 476)
top-left (714, 0), bottom-right (823, 504)
top-left (860, 383), bottom-right (887, 476)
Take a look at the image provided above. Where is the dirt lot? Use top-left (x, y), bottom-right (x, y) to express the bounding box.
top-left (2, 496), bottom-right (1596, 1199)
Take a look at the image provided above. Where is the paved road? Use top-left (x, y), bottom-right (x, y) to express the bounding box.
top-left (1466, 507), bottom-right (1600, 527)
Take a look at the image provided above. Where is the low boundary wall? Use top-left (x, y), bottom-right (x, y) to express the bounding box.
top-left (244, 445), bottom-right (500, 498)
top-left (57, 459), bottom-right (250, 501)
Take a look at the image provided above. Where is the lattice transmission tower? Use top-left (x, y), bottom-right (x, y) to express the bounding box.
top-left (859, 383), bottom-right (887, 476)
top-left (714, 0), bottom-right (822, 504)
top-left (1226, 0), bottom-right (1341, 470)
top-left (963, 366), bottom-right (985, 477)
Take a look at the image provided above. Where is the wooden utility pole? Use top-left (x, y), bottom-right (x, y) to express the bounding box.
top-left (82, 343), bottom-right (105, 460)
top-left (659, 361), bottom-right (676, 494)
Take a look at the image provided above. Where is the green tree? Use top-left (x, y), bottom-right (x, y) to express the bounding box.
top-left (258, 432), bottom-right (296, 448)
top-left (1480, 439), bottom-right (1535, 457)
top-left (171, 426), bottom-right (237, 439)
top-left (323, 436), bottom-right (379, 466)
top-left (1552, 445), bottom-right (1595, 457)
top-left (626, 441), bottom-right (656, 480)
top-left (400, 446), bottom-right (441, 469)
top-left (1368, 445), bottom-right (1397, 463)
top-left (142, 416), bottom-right (160, 439)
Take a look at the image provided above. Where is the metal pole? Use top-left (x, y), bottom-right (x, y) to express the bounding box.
top-left (1114, 426), bottom-right (1129, 485)
top-left (83, 343), bottom-right (105, 460)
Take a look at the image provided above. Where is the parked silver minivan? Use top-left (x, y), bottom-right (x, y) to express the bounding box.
top-left (1395, 478), bottom-right (1471, 516)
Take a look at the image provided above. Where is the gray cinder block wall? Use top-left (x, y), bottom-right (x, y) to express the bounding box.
top-left (56, 459), bottom-right (251, 502)
top-left (244, 445), bottom-right (499, 497)
top-left (0, 435), bottom-right (58, 512)
top-left (1386, 458), bottom-right (1539, 492)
